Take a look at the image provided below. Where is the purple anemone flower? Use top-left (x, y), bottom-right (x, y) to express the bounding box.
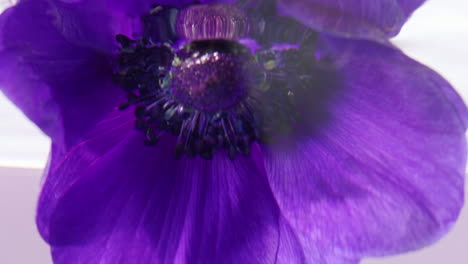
top-left (1, 0), bottom-right (467, 263)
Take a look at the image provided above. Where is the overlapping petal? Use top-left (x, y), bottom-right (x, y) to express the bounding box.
top-left (262, 35), bottom-right (467, 258)
top-left (2, 0), bottom-right (466, 263)
top-left (0, 0), bottom-right (125, 148)
top-left (277, 0), bottom-right (427, 42)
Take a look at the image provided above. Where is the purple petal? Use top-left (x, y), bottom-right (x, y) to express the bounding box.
top-left (37, 110), bottom-right (296, 263)
top-left (277, 0), bottom-right (427, 41)
top-left (37, 109), bottom-right (362, 263)
top-left (47, 0), bottom-right (139, 53)
top-left (0, 0), bottom-right (125, 148)
top-left (48, 0), bottom-right (247, 53)
top-left (262, 35), bottom-right (467, 257)
top-left (54, 0), bottom-right (236, 18)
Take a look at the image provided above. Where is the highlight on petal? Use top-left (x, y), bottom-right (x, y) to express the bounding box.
top-left (262, 35), bottom-right (467, 258)
top-left (276, 0), bottom-right (427, 41)
top-left (0, 0), bottom-right (125, 148)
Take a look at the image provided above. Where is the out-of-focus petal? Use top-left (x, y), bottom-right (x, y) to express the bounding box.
top-left (262, 35), bottom-right (467, 257)
top-left (277, 0), bottom-right (427, 41)
top-left (0, 0), bottom-right (125, 148)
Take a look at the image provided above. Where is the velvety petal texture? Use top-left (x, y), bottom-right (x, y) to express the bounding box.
top-left (37, 110), bottom-right (358, 264)
top-left (277, 0), bottom-right (427, 41)
top-left (36, 35), bottom-right (468, 263)
top-left (2, 0), bottom-right (466, 263)
top-left (263, 35), bottom-right (467, 258)
top-left (0, 0), bottom-right (125, 148)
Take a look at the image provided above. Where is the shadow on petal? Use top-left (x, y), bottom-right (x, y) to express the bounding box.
top-left (263, 35), bottom-right (467, 258)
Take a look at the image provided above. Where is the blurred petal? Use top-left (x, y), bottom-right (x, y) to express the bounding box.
top-left (263, 36), bottom-right (467, 257)
top-left (277, 0), bottom-right (427, 41)
top-left (0, 0), bottom-right (125, 147)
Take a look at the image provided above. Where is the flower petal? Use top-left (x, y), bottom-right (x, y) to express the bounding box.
top-left (277, 0), bottom-right (426, 41)
top-left (0, 0), bottom-right (125, 147)
top-left (37, 110), bottom-right (296, 263)
top-left (47, 0), bottom-right (139, 53)
top-left (262, 35), bottom-right (467, 257)
top-left (37, 108), bottom-right (362, 263)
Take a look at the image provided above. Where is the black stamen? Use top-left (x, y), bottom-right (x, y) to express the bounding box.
top-left (113, 5), bottom-right (318, 159)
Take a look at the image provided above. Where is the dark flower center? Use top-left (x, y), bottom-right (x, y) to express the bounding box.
top-left (169, 40), bottom-right (254, 112)
top-left (114, 4), bottom-right (318, 159)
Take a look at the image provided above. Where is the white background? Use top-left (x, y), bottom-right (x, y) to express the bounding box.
top-left (0, 0), bottom-right (467, 263)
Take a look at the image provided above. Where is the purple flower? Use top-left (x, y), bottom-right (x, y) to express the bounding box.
top-left (1, 0), bottom-right (466, 263)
